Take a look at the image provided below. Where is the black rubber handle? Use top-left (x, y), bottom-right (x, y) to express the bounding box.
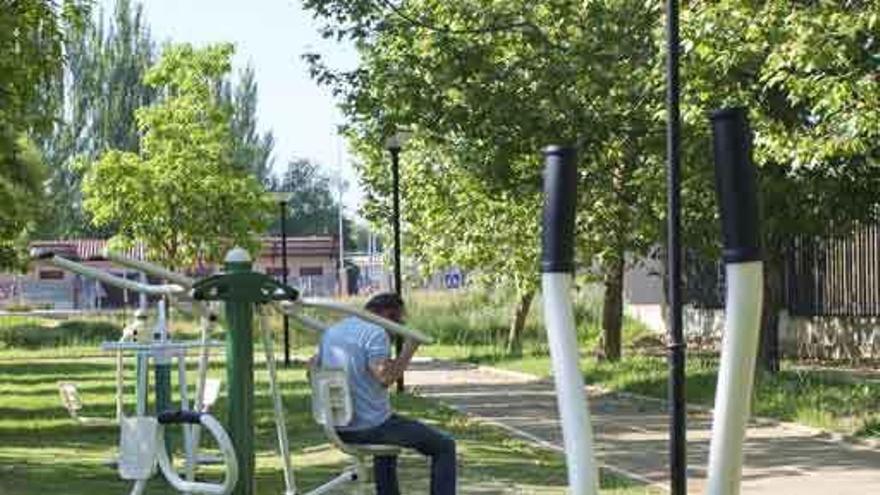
top-left (541, 146), bottom-right (578, 273)
top-left (710, 107), bottom-right (762, 263)
top-left (158, 410), bottom-right (202, 425)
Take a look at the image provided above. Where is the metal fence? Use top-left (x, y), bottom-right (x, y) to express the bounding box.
top-left (683, 224), bottom-right (880, 318)
top-left (786, 224), bottom-right (880, 317)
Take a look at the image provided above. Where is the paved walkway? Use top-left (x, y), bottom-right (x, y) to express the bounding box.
top-left (404, 360), bottom-right (880, 494)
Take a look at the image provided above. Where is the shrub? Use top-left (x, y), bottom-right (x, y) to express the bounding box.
top-left (0, 319), bottom-right (121, 349)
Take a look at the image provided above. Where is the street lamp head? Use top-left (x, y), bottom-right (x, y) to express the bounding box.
top-left (385, 130), bottom-right (412, 152)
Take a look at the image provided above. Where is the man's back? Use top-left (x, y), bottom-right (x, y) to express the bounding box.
top-left (318, 317), bottom-right (391, 431)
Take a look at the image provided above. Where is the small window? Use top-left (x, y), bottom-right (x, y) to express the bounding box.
top-left (299, 266), bottom-right (323, 276)
top-left (39, 270), bottom-right (65, 280)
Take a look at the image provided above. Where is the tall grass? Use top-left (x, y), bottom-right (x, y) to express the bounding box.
top-left (406, 286), bottom-right (654, 356)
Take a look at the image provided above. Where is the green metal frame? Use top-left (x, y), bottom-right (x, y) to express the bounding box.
top-left (192, 248), bottom-right (298, 495)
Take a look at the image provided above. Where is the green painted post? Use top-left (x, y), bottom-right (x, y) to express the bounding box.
top-left (192, 247), bottom-right (299, 495)
top-left (154, 299), bottom-right (173, 457)
top-left (223, 248), bottom-right (256, 495)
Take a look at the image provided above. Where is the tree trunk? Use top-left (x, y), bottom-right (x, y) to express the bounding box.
top-left (602, 254), bottom-right (625, 361)
top-left (759, 255), bottom-right (784, 373)
top-left (506, 290), bottom-right (535, 356)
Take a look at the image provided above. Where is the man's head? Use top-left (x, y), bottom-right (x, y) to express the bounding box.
top-left (364, 292), bottom-right (405, 323)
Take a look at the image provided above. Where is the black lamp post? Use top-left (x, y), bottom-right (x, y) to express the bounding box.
top-left (385, 131), bottom-right (410, 392)
top-left (272, 192), bottom-right (293, 367)
top-left (665, 0), bottom-right (686, 493)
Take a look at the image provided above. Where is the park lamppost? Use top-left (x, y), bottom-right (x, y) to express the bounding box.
top-left (385, 130), bottom-right (410, 392)
top-left (271, 191), bottom-right (294, 367)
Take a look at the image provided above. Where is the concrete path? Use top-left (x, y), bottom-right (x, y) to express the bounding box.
top-left (404, 360), bottom-right (880, 494)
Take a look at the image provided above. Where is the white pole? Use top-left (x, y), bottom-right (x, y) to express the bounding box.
top-left (542, 273), bottom-right (600, 495)
top-left (705, 261), bottom-right (763, 495)
top-left (139, 272), bottom-right (147, 310)
top-left (259, 310), bottom-right (296, 495)
top-left (540, 146), bottom-right (598, 495)
top-left (706, 106), bottom-right (763, 495)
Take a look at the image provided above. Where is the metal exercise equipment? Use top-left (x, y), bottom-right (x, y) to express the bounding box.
top-left (705, 107), bottom-right (764, 495)
top-left (539, 146), bottom-right (600, 495)
top-left (33, 251), bottom-right (234, 493)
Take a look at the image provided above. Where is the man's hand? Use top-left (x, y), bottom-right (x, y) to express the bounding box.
top-left (369, 338), bottom-right (420, 388)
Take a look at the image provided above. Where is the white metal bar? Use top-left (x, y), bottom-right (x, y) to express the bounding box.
top-left (303, 468), bottom-right (358, 495)
top-left (706, 261), bottom-right (764, 495)
top-left (103, 249), bottom-right (195, 288)
top-left (136, 353), bottom-right (148, 417)
top-left (36, 253), bottom-right (184, 296)
top-left (178, 354), bottom-right (195, 482)
top-left (101, 341), bottom-right (225, 352)
top-left (542, 273), bottom-right (599, 495)
top-left (259, 310), bottom-right (297, 495)
top-left (284, 298), bottom-right (433, 344)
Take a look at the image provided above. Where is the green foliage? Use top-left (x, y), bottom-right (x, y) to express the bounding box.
top-left (269, 158), bottom-right (357, 247)
top-left (405, 287), bottom-right (651, 351)
top-left (0, 136), bottom-right (46, 270)
top-left (82, 43), bottom-right (271, 268)
top-left (222, 65), bottom-right (276, 185)
top-left (39, 0), bottom-right (158, 238)
top-left (304, 0), bottom-right (668, 354)
top-left (680, 1), bottom-right (880, 246)
top-left (0, 0), bottom-right (87, 266)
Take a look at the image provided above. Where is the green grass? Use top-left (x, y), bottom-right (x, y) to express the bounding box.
top-left (404, 288), bottom-right (654, 352)
top-left (0, 346), bottom-right (657, 494)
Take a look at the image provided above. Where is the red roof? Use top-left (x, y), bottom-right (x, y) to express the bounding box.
top-left (31, 239), bottom-right (146, 261)
top-left (31, 237), bottom-right (338, 262)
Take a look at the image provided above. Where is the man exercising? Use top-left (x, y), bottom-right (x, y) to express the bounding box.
top-left (314, 292), bottom-right (456, 495)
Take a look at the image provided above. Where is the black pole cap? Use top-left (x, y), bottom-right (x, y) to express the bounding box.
top-left (541, 146), bottom-right (577, 273)
top-left (710, 107), bottom-right (762, 263)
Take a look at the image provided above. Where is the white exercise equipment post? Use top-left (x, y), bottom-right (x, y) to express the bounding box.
top-left (705, 108), bottom-right (764, 495)
top-left (539, 146), bottom-right (600, 495)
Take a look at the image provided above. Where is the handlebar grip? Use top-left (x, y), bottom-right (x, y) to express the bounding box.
top-left (710, 107), bottom-right (762, 263)
top-left (158, 410), bottom-right (202, 425)
top-left (542, 146), bottom-right (578, 273)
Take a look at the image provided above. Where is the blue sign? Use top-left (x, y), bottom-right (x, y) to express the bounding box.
top-left (444, 270), bottom-right (462, 289)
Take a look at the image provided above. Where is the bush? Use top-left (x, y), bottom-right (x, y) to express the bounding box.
top-left (406, 286), bottom-right (654, 354)
top-left (0, 319), bottom-right (121, 349)
top-left (2, 302), bottom-right (53, 312)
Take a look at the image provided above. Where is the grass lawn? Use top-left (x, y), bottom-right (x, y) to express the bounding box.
top-left (0, 346), bottom-right (657, 494)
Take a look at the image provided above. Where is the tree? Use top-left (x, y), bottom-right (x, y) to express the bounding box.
top-left (0, 0), bottom-right (87, 268)
top-left (82, 43), bottom-right (270, 268)
top-left (304, 0), bottom-right (667, 357)
top-left (0, 137), bottom-right (47, 270)
top-left (680, 0), bottom-right (880, 370)
top-left (39, 0), bottom-right (157, 238)
top-left (223, 65), bottom-right (275, 185)
top-left (271, 158), bottom-right (357, 249)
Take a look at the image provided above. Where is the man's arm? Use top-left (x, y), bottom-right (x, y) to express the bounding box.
top-left (369, 339), bottom-right (419, 388)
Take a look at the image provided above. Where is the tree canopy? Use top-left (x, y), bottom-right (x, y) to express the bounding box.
top-left (303, 0), bottom-right (880, 359)
top-left (0, 0), bottom-right (87, 269)
top-left (82, 43), bottom-right (271, 268)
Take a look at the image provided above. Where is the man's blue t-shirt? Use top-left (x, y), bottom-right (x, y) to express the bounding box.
top-left (318, 317), bottom-right (391, 431)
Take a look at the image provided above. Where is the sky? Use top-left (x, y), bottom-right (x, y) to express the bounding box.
top-left (100, 0), bottom-right (363, 210)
